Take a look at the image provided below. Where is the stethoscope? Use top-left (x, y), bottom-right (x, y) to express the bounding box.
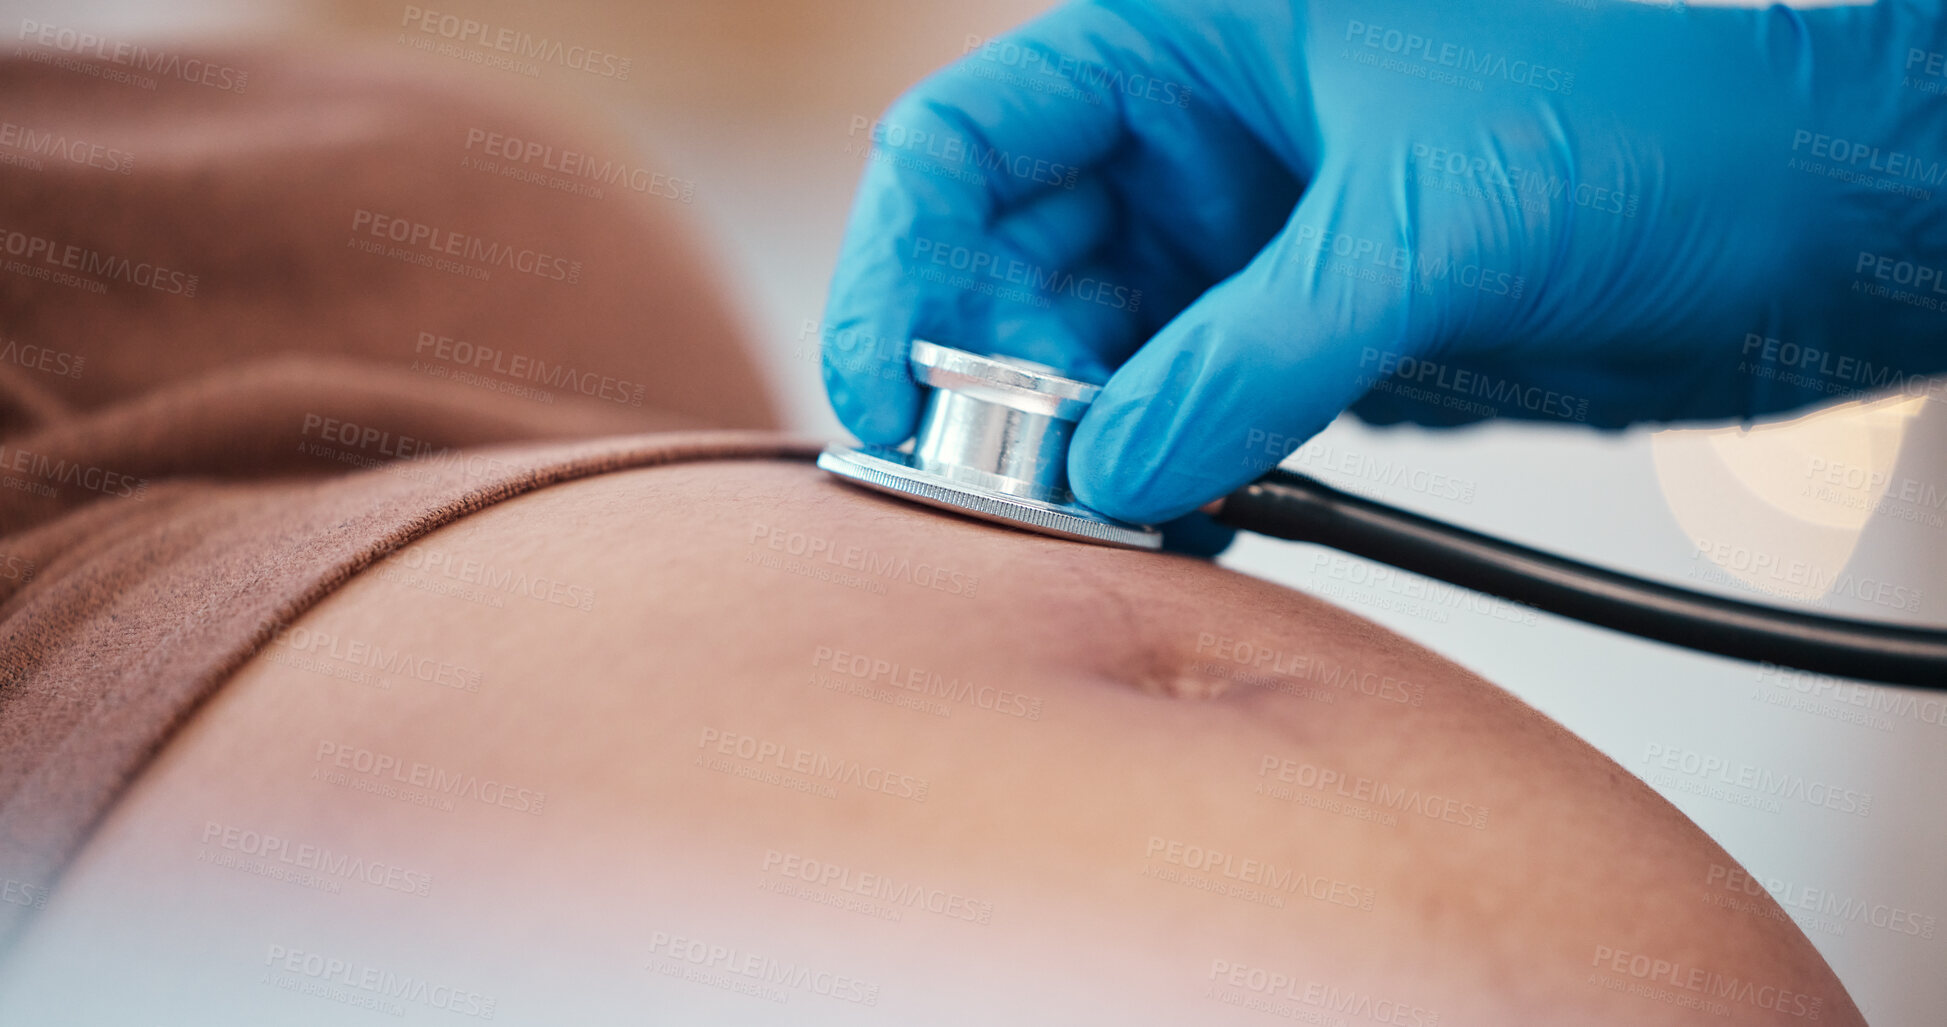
top-left (820, 341), bottom-right (1947, 689)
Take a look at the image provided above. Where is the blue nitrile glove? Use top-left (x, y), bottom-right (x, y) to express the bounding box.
top-left (822, 0), bottom-right (1947, 527)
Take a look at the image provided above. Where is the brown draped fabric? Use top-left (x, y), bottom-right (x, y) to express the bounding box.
top-left (0, 44), bottom-right (809, 952)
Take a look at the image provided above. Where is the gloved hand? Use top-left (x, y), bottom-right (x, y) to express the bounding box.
top-left (822, 0), bottom-right (1947, 526)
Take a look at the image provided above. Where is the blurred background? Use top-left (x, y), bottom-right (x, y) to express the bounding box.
top-left (8, 0), bottom-right (1943, 1020)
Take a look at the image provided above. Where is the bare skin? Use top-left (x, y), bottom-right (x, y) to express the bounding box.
top-left (0, 458), bottom-right (1860, 1025)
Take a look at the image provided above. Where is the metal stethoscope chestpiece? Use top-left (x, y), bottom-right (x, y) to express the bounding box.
top-left (818, 340), bottom-right (1163, 549)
